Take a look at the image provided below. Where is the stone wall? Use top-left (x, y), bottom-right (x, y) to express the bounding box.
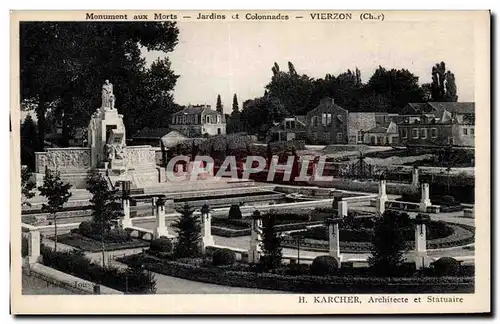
top-left (125, 146), bottom-right (157, 168)
top-left (35, 148), bottom-right (92, 173)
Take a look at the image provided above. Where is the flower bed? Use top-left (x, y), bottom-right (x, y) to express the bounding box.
top-left (117, 253), bottom-right (474, 294)
top-left (284, 222), bottom-right (474, 252)
top-left (56, 231), bottom-right (150, 252)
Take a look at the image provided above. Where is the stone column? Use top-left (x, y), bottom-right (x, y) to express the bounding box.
top-left (121, 198), bottom-right (132, 228)
top-left (152, 197), bottom-right (157, 218)
top-left (120, 181), bottom-right (132, 229)
top-left (27, 230), bottom-right (41, 264)
top-left (412, 167), bottom-right (420, 187)
top-left (199, 204), bottom-right (214, 254)
top-left (332, 197), bottom-right (348, 218)
top-left (248, 210), bottom-right (263, 263)
top-left (419, 183), bottom-right (431, 212)
top-left (153, 198), bottom-right (168, 239)
top-left (326, 217), bottom-right (343, 267)
top-left (414, 214), bottom-right (431, 269)
top-left (376, 176), bottom-right (388, 216)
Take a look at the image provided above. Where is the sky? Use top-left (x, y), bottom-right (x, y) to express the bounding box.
top-left (143, 19), bottom-right (475, 113)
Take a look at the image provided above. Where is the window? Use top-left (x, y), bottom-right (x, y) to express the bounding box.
top-left (337, 133), bottom-right (343, 141)
top-left (471, 128), bottom-right (475, 136)
top-left (401, 129), bottom-right (407, 139)
top-left (420, 128), bottom-right (427, 139)
top-left (206, 115), bottom-right (210, 123)
top-left (412, 129), bottom-right (419, 139)
top-left (431, 128), bottom-right (437, 138)
top-left (463, 128), bottom-right (468, 135)
top-left (217, 115), bottom-right (221, 123)
top-left (324, 132), bottom-right (330, 141)
top-left (311, 116), bottom-right (318, 127)
top-left (322, 113), bottom-right (332, 126)
top-left (357, 131), bottom-right (364, 143)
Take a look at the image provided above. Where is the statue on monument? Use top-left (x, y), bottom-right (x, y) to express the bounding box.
top-left (102, 80), bottom-right (115, 110)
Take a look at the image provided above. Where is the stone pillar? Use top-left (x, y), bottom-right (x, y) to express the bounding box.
top-left (419, 183), bottom-right (431, 212)
top-left (27, 231), bottom-right (41, 264)
top-left (120, 198), bottom-right (132, 228)
top-left (332, 197), bottom-right (348, 218)
top-left (412, 167), bottom-right (419, 187)
top-left (152, 197), bottom-right (157, 218)
top-left (120, 181), bottom-right (132, 229)
top-left (199, 204), bottom-right (214, 254)
top-left (248, 210), bottom-right (263, 263)
top-left (376, 176), bottom-right (388, 216)
top-left (326, 218), bottom-right (343, 267)
top-left (414, 214), bottom-right (431, 269)
top-left (153, 198), bottom-right (168, 239)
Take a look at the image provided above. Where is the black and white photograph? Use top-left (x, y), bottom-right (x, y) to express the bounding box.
top-left (10, 9), bottom-right (490, 314)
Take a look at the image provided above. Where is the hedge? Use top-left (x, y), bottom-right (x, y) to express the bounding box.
top-left (118, 254), bottom-right (474, 294)
top-left (40, 245), bottom-right (156, 294)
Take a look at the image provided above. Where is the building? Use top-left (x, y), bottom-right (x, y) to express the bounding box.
top-left (397, 102), bottom-right (475, 147)
top-left (268, 116), bottom-right (307, 142)
top-left (170, 105), bottom-right (226, 137)
top-left (305, 97), bottom-right (383, 145)
top-left (363, 121), bottom-right (399, 145)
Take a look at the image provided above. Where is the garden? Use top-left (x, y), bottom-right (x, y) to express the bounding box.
top-left (117, 209), bottom-right (474, 294)
top-left (56, 220), bottom-right (150, 252)
top-left (284, 212), bottom-right (475, 252)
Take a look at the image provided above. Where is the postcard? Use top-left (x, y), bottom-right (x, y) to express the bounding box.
top-left (10, 10), bottom-right (490, 315)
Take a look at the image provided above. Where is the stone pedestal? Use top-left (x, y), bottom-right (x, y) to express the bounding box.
top-left (419, 183), bottom-right (432, 212)
top-left (26, 231), bottom-right (41, 264)
top-left (120, 198), bottom-right (132, 229)
top-left (376, 179), bottom-right (388, 216)
top-left (199, 204), bottom-right (214, 254)
top-left (327, 218), bottom-right (343, 267)
top-left (414, 214), bottom-right (431, 269)
top-left (154, 199), bottom-right (168, 239)
top-left (248, 210), bottom-right (263, 263)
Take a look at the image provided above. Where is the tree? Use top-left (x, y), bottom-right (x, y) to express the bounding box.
top-left (20, 22), bottom-right (180, 146)
top-left (20, 115), bottom-right (38, 169)
top-left (265, 62), bottom-right (315, 115)
top-left (366, 66), bottom-right (426, 113)
top-left (368, 210), bottom-right (409, 276)
top-left (216, 94), bottom-right (223, 113)
top-left (21, 167), bottom-right (36, 207)
top-left (232, 93), bottom-right (239, 113)
top-left (38, 169), bottom-right (72, 250)
top-left (260, 212), bottom-right (283, 270)
top-left (85, 169), bottom-right (123, 265)
top-left (240, 96), bottom-right (287, 135)
top-left (431, 62), bottom-right (458, 102)
top-left (172, 204), bottom-right (201, 258)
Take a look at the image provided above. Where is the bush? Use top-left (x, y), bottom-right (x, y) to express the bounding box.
top-left (440, 195), bottom-right (457, 206)
top-left (310, 256), bottom-right (339, 276)
top-left (105, 228), bottom-right (130, 243)
top-left (432, 257), bottom-right (460, 276)
top-left (228, 204), bottom-right (243, 219)
top-left (285, 263), bottom-right (310, 276)
top-left (212, 248), bottom-right (236, 266)
top-left (150, 237), bottom-right (173, 253)
top-left (78, 221), bottom-right (93, 236)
